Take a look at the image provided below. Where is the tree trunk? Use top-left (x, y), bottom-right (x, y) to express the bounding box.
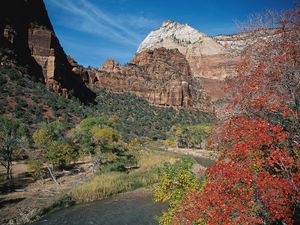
top-left (6, 161), bottom-right (12, 180)
top-left (47, 165), bottom-right (59, 185)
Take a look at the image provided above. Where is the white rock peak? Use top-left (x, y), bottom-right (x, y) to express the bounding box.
top-left (137, 20), bottom-right (226, 57)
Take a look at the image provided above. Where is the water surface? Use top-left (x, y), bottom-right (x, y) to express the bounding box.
top-left (32, 156), bottom-right (215, 225)
top-left (32, 189), bottom-right (167, 225)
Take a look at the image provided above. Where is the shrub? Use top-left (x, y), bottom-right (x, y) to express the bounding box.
top-left (28, 156), bottom-right (45, 180)
top-left (153, 157), bottom-right (204, 225)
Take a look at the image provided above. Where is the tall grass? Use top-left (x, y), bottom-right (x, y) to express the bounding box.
top-left (137, 149), bottom-right (178, 169)
top-left (71, 149), bottom-right (180, 203)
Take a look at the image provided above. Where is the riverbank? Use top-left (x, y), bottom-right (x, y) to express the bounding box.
top-left (0, 149), bottom-right (180, 225)
top-left (0, 160), bottom-right (94, 225)
top-left (70, 149), bottom-right (180, 203)
top-left (165, 147), bottom-right (219, 160)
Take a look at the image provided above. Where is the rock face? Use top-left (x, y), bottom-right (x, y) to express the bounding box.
top-left (137, 20), bottom-right (238, 82)
top-left (84, 48), bottom-right (211, 111)
top-left (138, 20), bottom-right (225, 56)
top-left (214, 29), bottom-right (279, 52)
top-left (0, 0), bottom-right (95, 103)
top-left (137, 21), bottom-right (241, 101)
top-left (100, 59), bottom-right (120, 72)
top-left (0, 1), bottom-right (215, 111)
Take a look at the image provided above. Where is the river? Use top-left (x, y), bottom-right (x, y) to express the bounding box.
top-left (31, 156), bottom-right (215, 225)
top-left (31, 188), bottom-right (167, 225)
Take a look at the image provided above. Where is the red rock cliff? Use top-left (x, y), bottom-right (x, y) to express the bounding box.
top-left (0, 0), bottom-right (95, 103)
top-left (77, 48), bottom-right (211, 111)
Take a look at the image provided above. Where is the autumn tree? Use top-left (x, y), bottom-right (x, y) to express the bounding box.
top-left (174, 7), bottom-right (300, 225)
top-left (71, 114), bottom-right (133, 172)
top-left (187, 124), bottom-right (213, 149)
top-left (71, 114), bottom-right (119, 154)
top-left (91, 127), bottom-right (120, 152)
top-left (228, 7), bottom-right (300, 118)
top-left (176, 118), bottom-right (299, 224)
top-left (153, 158), bottom-right (204, 225)
top-left (33, 121), bottom-right (78, 183)
top-left (167, 124), bottom-right (213, 149)
top-left (170, 125), bottom-right (184, 148)
top-left (0, 116), bottom-right (28, 180)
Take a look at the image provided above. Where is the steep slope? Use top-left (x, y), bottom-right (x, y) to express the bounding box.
top-left (214, 28), bottom-right (279, 52)
top-left (0, 0), bottom-right (95, 103)
top-left (0, 66), bottom-right (213, 140)
top-left (71, 48), bottom-right (212, 111)
top-left (137, 20), bottom-right (238, 81)
top-left (138, 20), bottom-right (225, 56)
top-left (0, 0), bottom-right (211, 112)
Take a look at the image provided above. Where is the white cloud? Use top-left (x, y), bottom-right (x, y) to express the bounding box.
top-left (46, 0), bottom-right (159, 46)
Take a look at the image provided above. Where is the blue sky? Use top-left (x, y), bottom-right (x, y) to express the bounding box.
top-left (44, 0), bottom-right (295, 67)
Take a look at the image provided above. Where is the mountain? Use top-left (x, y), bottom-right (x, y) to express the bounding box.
top-left (137, 21), bottom-right (280, 102)
top-left (70, 48), bottom-right (212, 111)
top-left (0, 0), bottom-right (95, 103)
top-left (137, 20), bottom-right (238, 80)
top-left (214, 28), bottom-right (279, 52)
top-left (0, 0), bottom-right (212, 112)
top-left (137, 20), bottom-right (240, 101)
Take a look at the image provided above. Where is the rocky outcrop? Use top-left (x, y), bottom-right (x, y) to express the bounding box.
top-left (0, 0), bottom-right (95, 103)
top-left (138, 21), bottom-right (281, 103)
top-left (137, 20), bottom-right (238, 82)
top-left (0, 1), bottom-right (219, 111)
top-left (85, 48), bottom-right (211, 111)
top-left (214, 29), bottom-right (279, 52)
top-left (138, 20), bottom-right (226, 56)
top-left (100, 59), bottom-right (120, 72)
top-left (136, 21), bottom-right (241, 103)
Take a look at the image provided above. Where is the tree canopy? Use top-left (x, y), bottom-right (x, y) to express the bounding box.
top-left (0, 116), bottom-right (28, 179)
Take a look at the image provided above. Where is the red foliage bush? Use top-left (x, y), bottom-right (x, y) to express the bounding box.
top-left (174, 7), bottom-right (300, 225)
top-left (176, 118), bottom-right (299, 225)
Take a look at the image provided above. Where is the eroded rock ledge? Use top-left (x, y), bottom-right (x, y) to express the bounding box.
top-left (69, 48), bottom-right (212, 111)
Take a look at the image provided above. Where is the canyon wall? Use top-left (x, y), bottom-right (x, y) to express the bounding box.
top-left (0, 0), bottom-right (95, 103)
top-left (70, 48), bottom-right (212, 111)
top-left (137, 20), bottom-right (238, 81)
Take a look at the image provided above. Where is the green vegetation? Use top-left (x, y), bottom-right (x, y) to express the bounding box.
top-left (0, 64), bottom-right (215, 222)
top-left (166, 124), bottom-right (214, 149)
top-left (153, 158), bottom-right (206, 225)
top-left (31, 121), bottom-right (79, 183)
top-left (71, 149), bottom-right (181, 202)
top-left (33, 122), bottom-right (78, 168)
top-left (92, 88), bottom-right (213, 140)
top-left (71, 114), bottom-right (120, 155)
top-left (0, 116), bottom-right (29, 179)
top-left (0, 66), bottom-right (214, 141)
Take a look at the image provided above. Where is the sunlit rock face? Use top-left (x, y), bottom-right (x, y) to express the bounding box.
top-left (136, 21), bottom-right (277, 103)
top-left (137, 20), bottom-right (238, 81)
top-left (214, 29), bottom-right (279, 52)
top-left (82, 48), bottom-right (212, 111)
top-left (136, 20), bottom-right (242, 102)
top-left (138, 20), bottom-right (226, 57)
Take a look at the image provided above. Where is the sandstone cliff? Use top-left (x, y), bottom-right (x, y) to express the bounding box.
top-left (137, 20), bottom-right (238, 82)
top-left (74, 48), bottom-right (211, 111)
top-left (214, 28), bottom-right (279, 52)
top-left (0, 0), bottom-right (95, 103)
top-left (0, 1), bottom-right (212, 111)
top-left (136, 20), bottom-right (241, 102)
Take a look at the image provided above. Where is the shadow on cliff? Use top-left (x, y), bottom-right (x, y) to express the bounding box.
top-left (0, 0), bottom-right (96, 104)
